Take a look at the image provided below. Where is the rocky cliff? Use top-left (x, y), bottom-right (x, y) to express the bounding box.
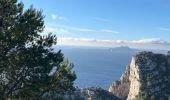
top-left (109, 51), bottom-right (170, 100)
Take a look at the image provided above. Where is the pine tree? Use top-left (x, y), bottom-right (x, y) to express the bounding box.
top-left (0, 0), bottom-right (76, 99)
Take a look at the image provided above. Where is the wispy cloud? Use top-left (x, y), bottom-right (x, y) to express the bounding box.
top-left (101, 29), bottom-right (119, 34)
top-left (57, 37), bottom-right (170, 50)
top-left (46, 23), bottom-right (97, 32)
top-left (51, 14), bottom-right (67, 21)
top-left (69, 27), bottom-right (97, 32)
top-left (44, 26), bottom-right (70, 35)
top-left (159, 27), bottom-right (170, 31)
top-left (131, 38), bottom-right (167, 44)
top-left (45, 23), bottom-right (119, 34)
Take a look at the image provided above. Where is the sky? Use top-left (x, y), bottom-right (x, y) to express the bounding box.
top-left (22, 0), bottom-right (170, 50)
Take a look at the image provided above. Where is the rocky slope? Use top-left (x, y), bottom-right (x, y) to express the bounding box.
top-left (42, 87), bottom-right (120, 100)
top-left (109, 51), bottom-right (170, 100)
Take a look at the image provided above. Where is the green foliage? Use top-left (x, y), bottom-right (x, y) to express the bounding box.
top-left (0, 0), bottom-right (76, 99)
top-left (150, 95), bottom-right (155, 100)
top-left (135, 95), bottom-right (156, 100)
top-left (168, 96), bottom-right (170, 100)
top-left (135, 96), bottom-right (146, 100)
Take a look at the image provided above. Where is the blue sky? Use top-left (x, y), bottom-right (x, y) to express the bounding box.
top-left (22, 0), bottom-right (170, 50)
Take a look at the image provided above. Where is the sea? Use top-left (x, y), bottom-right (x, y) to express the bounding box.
top-left (54, 45), bottom-right (167, 89)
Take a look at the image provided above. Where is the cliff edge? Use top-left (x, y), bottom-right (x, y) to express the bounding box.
top-left (109, 51), bottom-right (170, 100)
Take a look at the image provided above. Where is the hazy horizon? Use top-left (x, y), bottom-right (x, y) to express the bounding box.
top-left (54, 45), bottom-right (168, 89)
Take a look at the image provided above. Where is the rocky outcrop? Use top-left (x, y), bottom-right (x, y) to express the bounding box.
top-left (42, 87), bottom-right (120, 100)
top-left (109, 51), bottom-right (170, 100)
top-left (108, 65), bottom-right (130, 99)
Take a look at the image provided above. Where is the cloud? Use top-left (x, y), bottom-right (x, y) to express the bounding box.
top-left (51, 14), bottom-right (57, 20)
top-left (51, 14), bottom-right (66, 21)
top-left (131, 38), bottom-right (167, 44)
top-left (57, 37), bottom-right (170, 50)
top-left (43, 24), bottom-right (97, 36)
top-left (159, 27), bottom-right (170, 31)
top-left (46, 23), bottom-right (97, 32)
top-left (70, 27), bottom-right (96, 32)
top-left (46, 23), bottom-right (120, 34)
top-left (58, 38), bottom-right (167, 44)
top-left (44, 26), bottom-right (70, 35)
top-left (101, 29), bottom-right (119, 34)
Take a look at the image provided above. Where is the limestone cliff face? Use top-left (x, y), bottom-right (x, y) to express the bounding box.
top-left (127, 56), bottom-right (140, 100)
top-left (109, 51), bottom-right (170, 100)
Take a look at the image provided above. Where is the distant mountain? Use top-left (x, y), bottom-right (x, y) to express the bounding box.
top-left (109, 46), bottom-right (137, 52)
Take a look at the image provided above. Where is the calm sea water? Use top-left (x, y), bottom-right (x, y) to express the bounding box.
top-left (54, 46), bottom-right (168, 89)
top-left (54, 46), bottom-right (137, 89)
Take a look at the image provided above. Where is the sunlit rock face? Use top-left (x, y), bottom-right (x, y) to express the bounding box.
top-left (127, 57), bottom-right (141, 100)
top-left (109, 51), bottom-right (170, 100)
